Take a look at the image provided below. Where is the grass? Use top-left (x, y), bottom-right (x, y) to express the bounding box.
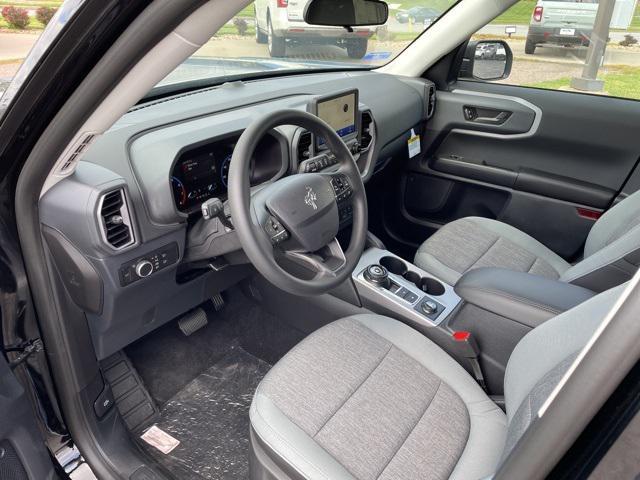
top-left (493, 0), bottom-right (535, 25)
top-left (215, 24), bottom-right (256, 37)
top-left (237, 4), bottom-right (255, 18)
top-left (0, 17), bottom-right (44, 30)
top-left (0, 0), bottom-right (58, 30)
top-left (525, 65), bottom-right (640, 100)
top-left (0, 0), bottom-right (62, 7)
top-left (0, 56), bottom-right (23, 63)
top-left (489, 0), bottom-right (640, 32)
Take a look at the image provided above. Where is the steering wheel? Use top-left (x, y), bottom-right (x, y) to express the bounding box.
top-left (228, 109), bottom-right (368, 296)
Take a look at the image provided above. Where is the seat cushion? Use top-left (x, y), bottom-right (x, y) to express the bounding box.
top-left (414, 217), bottom-right (571, 285)
top-left (250, 315), bottom-right (506, 480)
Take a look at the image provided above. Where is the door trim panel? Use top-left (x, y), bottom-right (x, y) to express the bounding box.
top-left (448, 89), bottom-right (542, 139)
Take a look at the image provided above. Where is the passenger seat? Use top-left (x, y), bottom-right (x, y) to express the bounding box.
top-left (414, 190), bottom-right (640, 292)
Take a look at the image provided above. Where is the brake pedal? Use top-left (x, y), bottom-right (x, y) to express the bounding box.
top-left (178, 307), bottom-right (208, 336)
top-left (211, 293), bottom-right (225, 312)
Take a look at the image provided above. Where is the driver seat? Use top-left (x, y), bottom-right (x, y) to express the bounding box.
top-left (249, 284), bottom-right (624, 480)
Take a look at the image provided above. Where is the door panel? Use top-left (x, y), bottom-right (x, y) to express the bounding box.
top-left (429, 90), bottom-right (538, 136)
top-left (394, 80), bottom-right (640, 261)
top-left (427, 84), bottom-right (640, 194)
top-left (0, 356), bottom-right (56, 480)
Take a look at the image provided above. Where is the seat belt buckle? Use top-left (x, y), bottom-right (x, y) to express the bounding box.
top-left (451, 331), bottom-right (487, 391)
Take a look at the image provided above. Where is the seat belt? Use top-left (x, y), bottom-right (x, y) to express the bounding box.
top-left (451, 331), bottom-right (487, 392)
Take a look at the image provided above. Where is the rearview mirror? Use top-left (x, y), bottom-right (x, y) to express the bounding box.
top-left (304, 0), bottom-right (389, 27)
top-left (459, 40), bottom-right (513, 81)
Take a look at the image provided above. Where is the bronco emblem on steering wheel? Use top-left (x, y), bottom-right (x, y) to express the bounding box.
top-left (304, 186), bottom-right (318, 210)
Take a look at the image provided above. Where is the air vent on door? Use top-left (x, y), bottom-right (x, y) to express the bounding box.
top-left (426, 84), bottom-right (436, 119)
top-left (99, 189), bottom-right (135, 250)
top-left (297, 130), bottom-right (312, 162)
top-left (360, 111), bottom-right (374, 150)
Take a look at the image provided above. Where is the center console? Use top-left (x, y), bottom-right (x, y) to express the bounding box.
top-left (352, 248), bottom-right (462, 330)
top-left (350, 247), bottom-right (597, 395)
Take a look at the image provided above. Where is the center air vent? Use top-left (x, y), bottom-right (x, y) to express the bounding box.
top-left (99, 189), bottom-right (134, 249)
top-left (360, 111), bottom-right (374, 150)
top-left (297, 130), bottom-right (312, 162)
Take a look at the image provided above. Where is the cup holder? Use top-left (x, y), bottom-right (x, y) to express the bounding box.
top-left (379, 256), bottom-right (408, 276)
top-left (403, 271), bottom-right (446, 296)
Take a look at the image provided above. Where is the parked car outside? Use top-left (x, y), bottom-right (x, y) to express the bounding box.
top-left (475, 42), bottom-right (507, 59)
top-left (395, 6), bottom-right (441, 25)
top-left (254, 0), bottom-right (376, 58)
top-left (525, 0), bottom-right (599, 54)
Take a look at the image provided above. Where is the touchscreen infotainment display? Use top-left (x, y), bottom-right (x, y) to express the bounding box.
top-left (313, 90), bottom-right (358, 148)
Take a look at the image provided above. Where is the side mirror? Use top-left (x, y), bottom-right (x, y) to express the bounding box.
top-left (304, 0), bottom-right (389, 27)
top-left (459, 40), bottom-right (512, 81)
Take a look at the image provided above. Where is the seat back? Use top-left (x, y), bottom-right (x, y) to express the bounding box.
top-left (501, 283), bottom-right (626, 460)
top-left (561, 190), bottom-right (640, 291)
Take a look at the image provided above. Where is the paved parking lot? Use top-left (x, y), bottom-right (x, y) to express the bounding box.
top-left (2, 30), bottom-right (638, 89)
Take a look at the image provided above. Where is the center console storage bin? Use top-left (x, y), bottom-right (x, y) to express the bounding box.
top-left (450, 267), bottom-right (595, 394)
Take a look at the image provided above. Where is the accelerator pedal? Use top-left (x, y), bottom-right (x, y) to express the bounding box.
top-left (101, 351), bottom-right (159, 433)
top-left (178, 307), bottom-right (208, 336)
top-left (211, 293), bottom-right (225, 312)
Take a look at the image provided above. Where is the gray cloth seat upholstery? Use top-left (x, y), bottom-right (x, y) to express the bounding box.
top-left (249, 284), bottom-right (624, 480)
top-left (414, 190), bottom-right (640, 290)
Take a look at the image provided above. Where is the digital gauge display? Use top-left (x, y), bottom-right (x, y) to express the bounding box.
top-left (170, 133), bottom-right (282, 214)
top-left (171, 143), bottom-right (233, 212)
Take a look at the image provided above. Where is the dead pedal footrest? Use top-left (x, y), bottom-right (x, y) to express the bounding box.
top-left (101, 351), bottom-right (160, 433)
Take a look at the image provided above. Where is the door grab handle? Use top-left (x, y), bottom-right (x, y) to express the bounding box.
top-left (463, 106), bottom-right (512, 125)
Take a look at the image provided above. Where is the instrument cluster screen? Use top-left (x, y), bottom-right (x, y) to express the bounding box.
top-left (171, 141), bottom-right (233, 213)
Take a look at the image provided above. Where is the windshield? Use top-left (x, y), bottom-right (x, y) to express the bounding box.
top-left (0, 0), bottom-right (84, 116)
top-left (157, 0), bottom-right (459, 89)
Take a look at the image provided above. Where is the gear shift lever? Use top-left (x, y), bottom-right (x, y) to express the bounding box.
top-left (364, 264), bottom-right (391, 289)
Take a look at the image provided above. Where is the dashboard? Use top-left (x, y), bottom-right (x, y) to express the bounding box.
top-left (38, 70), bottom-right (434, 361)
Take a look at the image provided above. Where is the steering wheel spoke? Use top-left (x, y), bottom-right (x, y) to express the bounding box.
top-left (325, 172), bottom-right (354, 204)
top-left (263, 215), bottom-right (290, 247)
top-left (283, 238), bottom-right (347, 280)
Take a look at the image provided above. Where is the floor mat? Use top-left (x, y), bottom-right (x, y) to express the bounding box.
top-left (139, 345), bottom-right (270, 480)
top-left (126, 288), bottom-right (305, 406)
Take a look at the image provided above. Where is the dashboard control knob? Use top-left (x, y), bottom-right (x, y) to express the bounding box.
top-left (421, 300), bottom-right (438, 315)
top-left (364, 264), bottom-right (390, 288)
top-left (135, 260), bottom-right (154, 278)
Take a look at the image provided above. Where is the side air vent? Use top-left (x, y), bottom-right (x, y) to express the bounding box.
top-left (58, 133), bottom-right (96, 175)
top-left (297, 130), bottom-right (312, 162)
top-left (426, 84), bottom-right (436, 119)
top-left (99, 189), bottom-right (134, 250)
top-left (360, 111), bottom-right (374, 150)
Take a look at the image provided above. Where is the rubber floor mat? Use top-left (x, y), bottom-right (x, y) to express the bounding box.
top-left (139, 345), bottom-right (270, 479)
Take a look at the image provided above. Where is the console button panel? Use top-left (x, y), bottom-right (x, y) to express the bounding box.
top-left (119, 242), bottom-right (179, 287)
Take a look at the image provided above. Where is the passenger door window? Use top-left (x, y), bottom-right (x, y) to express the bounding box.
top-left (464, 0), bottom-right (640, 100)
